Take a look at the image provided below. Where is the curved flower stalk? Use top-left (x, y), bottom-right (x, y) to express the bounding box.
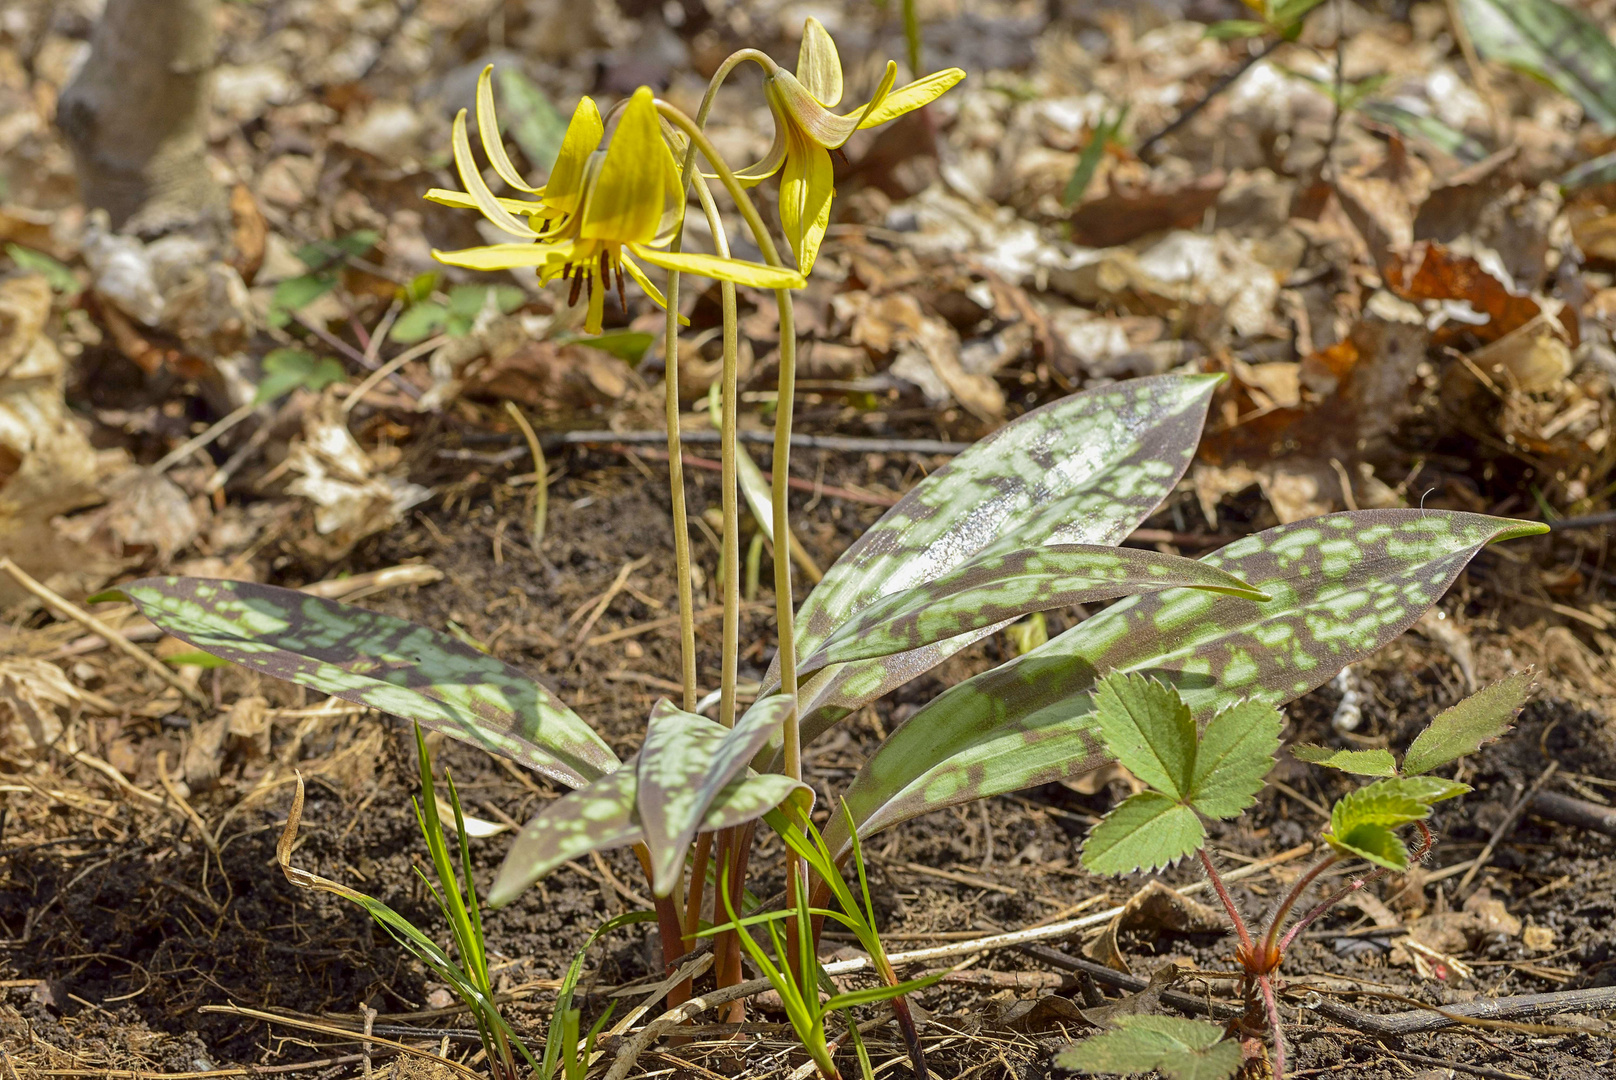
top-left (430, 84), bottom-right (803, 332)
top-left (732, 18), bottom-right (965, 274)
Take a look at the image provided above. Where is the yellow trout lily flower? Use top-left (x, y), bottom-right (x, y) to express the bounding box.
top-left (424, 65), bottom-right (602, 234)
top-left (741, 18), bottom-right (965, 275)
top-left (431, 87), bottom-right (804, 334)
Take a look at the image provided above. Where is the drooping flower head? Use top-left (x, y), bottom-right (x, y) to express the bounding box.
top-left (429, 78), bottom-right (803, 333)
top-left (741, 19), bottom-right (966, 275)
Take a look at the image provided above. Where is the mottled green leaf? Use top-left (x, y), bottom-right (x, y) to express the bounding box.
top-left (755, 374), bottom-right (1222, 753)
top-left (1459, 0), bottom-right (1616, 133)
top-left (1188, 699), bottom-right (1282, 819)
top-left (1327, 822), bottom-right (1409, 871)
top-left (1081, 792), bottom-right (1203, 876)
top-left (826, 510), bottom-right (1545, 856)
top-left (1290, 745), bottom-right (1398, 776)
top-left (1402, 671), bottom-right (1532, 777)
top-left (490, 756), bottom-right (808, 907)
top-left (1057, 1015), bottom-right (1240, 1080)
top-left (1093, 673), bottom-right (1195, 800)
top-left (637, 695), bottom-right (795, 895)
top-left (798, 546), bottom-right (1268, 677)
top-left (494, 65), bottom-right (568, 173)
top-left (103, 577), bottom-right (617, 789)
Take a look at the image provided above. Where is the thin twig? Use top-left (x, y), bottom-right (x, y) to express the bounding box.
top-left (341, 334), bottom-right (447, 412)
top-left (0, 558), bottom-right (208, 706)
top-left (1137, 36), bottom-right (1284, 160)
top-left (151, 402), bottom-right (257, 475)
top-left (620, 444), bottom-right (898, 507)
top-left (1456, 761), bottom-right (1558, 894)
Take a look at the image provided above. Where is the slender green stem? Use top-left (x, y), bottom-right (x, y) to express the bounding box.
top-left (661, 267), bottom-right (698, 711)
top-left (655, 97), bottom-right (804, 815)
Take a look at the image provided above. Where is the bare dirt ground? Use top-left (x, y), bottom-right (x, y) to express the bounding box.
top-left (5, 0), bottom-right (1616, 1077)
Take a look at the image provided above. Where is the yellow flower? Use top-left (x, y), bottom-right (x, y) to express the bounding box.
top-left (424, 65), bottom-right (602, 234)
top-left (431, 85), bottom-right (804, 333)
top-left (741, 18), bottom-right (966, 275)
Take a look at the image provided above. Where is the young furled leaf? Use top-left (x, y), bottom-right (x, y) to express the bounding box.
top-left (1328, 822), bottom-right (1410, 872)
top-left (1093, 673), bottom-right (1196, 800)
top-left (1290, 745), bottom-right (1398, 777)
top-left (1081, 792), bottom-right (1204, 876)
top-left (1057, 1015), bottom-right (1240, 1080)
top-left (1330, 780), bottom-right (1434, 833)
top-left (1188, 699), bottom-right (1283, 819)
top-left (1402, 671), bottom-right (1533, 777)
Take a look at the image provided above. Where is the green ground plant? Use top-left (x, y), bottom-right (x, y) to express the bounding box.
top-left (91, 15), bottom-right (1551, 1078)
top-left (1062, 670), bottom-right (1533, 1080)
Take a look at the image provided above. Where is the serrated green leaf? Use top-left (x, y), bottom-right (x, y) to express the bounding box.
top-left (1458, 0), bottom-right (1616, 133)
top-left (1327, 822), bottom-right (1410, 871)
top-left (800, 547), bottom-right (1268, 678)
top-left (1081, 792), bottom-right (1204, 876)
top-left (1093, 673), bottom-right (1195, 799)
top-left (104, 577), bottom-right (617, 790)
top-left (826, 510), bottom-right (1544, 857)
top-left (255, 347), bottom-right (346, 404)
top-left (1057, 1015), bottom-right (1240, 1080)
top-left (390, 302), bottom-right (448, 343)
top-left (1290, 744), bottom-right (1399, 777)
top-left (1394, 775), bottom-right (1471, 804)
top-left (1402, 671), bottom-right (1532, 776)
top-left (636, 695), bottom-right (796, 896)
top-left (754, 374), bottom-right (1222, 757)
top-left (448, 283), bottom-right (525, 320)
top-left (1188, 699), bottom-right (1281, 819)
top-left (268, 272), bottom-right (337, 327)
top-left (1330, 780), bottom-right (1431, 839)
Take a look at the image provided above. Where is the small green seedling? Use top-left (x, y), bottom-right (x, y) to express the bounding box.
top-left (1066, 670), bottom-right (1532, 1080)
top-left (702, 802), bottom-right (941, 1080)
top-left (276, 724), bottom-right (539, 1080)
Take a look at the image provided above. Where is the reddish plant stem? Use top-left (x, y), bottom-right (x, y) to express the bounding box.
top-left (719, 822), bottom-right (756, 1024)
top-left (1258, 974), bottom-right (1286, 1080)
top-left (1260, 852), bottom-right (1338, 959)
top-left (1197, 847), bottom-right (1254, 952)
top-left (684, 832), bottom-right (712, 944)
top-left (1277, 823), bottom-right (1433, 954)
top-left (634, 844), bottom-right (691, 1009)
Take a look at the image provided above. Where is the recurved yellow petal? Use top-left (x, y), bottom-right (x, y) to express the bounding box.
top-left (581, 88), bottom-right (665, 244)
top-left (546, 96), bottom-right (604, 217)
top-left (423, 188), bottom-right (548, 216)
top-left (796, 17), bottom-right (843, 106)
top-left (856, 68), bottom-right (966, 129)
top-left (477, 65), bottom-right (539, 193)
top-left (452, 110), bottom-right (539, 239)
top-left (778, 132), bottom-right (833, 276)
top-left (771, 69), bottom-right (860, 149)
top-left (631, 246), bottom-right (805, 290)
top-left (433, 241), bottom-right (572, 270)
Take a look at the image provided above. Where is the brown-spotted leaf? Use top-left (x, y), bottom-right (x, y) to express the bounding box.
top-left (826, 510), bottom-right (1546, 856)
top-left (797, 545), bottom-right (1267, 677)
top-left (104, 577), bottom-right (617, 789)
top-left (754, 374), bottom-right (1222, 754)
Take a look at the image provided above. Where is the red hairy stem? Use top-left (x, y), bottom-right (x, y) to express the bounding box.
top-left (1277, 823), bottom-right (1434, 954)
top-left (1259, 974), bottom-right (1286, 1080)
top-left (1260, 852), bottom-right (1339, 961)
top-left (634, 844), bottom-right (691, 1008)
top-left (1197, 847), bottom-right (1255, 953)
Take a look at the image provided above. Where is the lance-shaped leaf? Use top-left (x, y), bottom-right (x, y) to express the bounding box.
top-left (1290, 745), bottom-right (1399, 776)
top-left (637, 695), bottom-right (795, 895)
top-left (489, 752), bottom-right (809, 907)
top-left (1458, 0), bottom-right (1616, 134)
top-left (797, 546), bottom-right (1268, 677)
top-left (1402, 670), bottom-right (1533, 777)
top-left (826, 511), bottom-right (1546, 857)
top-left (753, 373), bottom-right (1222, 752)
top-left (98, 577), bottom-right (617, 788)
